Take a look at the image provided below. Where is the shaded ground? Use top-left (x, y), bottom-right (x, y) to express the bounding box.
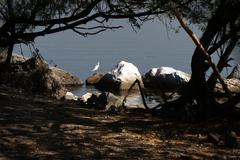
top-left (0, 86), bottom-right (240, 159)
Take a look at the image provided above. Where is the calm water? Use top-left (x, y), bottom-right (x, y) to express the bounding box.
top-left (15, 20), bottom-right (198, 78)
top-left (14, 20), bottom-right (239, 107)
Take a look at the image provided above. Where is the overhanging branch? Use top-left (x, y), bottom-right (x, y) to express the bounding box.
top-left (174, 9), bottom-right (232, 99)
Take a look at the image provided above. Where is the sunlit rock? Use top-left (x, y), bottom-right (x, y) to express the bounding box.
top-left (0, 50), bottom-right (26, 63)
top-left (80, 91), bottom-right (101, 103)
top-left (64, 91), bottom-right (78, 101)
top-left (143, 67), bottom-right (190, 89)
top-left (86, 72), bottom-right (105, 85)
top-left (80, 92), bottom-right (93, 103)
top-left (96, 61), bottom-right (143, 91)
top-left (215, 78), bottom-right (240, 93)
top-left (11, 53), bottom-right (28, 63)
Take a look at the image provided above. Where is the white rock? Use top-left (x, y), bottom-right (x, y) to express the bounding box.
top-left (111, 61), bottom-right (144, 90)
top-left (96, 61), bottom-right (143, 91)
top-left (65, 91), bottom-right (78, 101)
top-left (144, 67), bottom-right (190, 89)
top-left (150, 67), bottom-right (177, 76)
top-left (80, 92), bottom-right (93, 103)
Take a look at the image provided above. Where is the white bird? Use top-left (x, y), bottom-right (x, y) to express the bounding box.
top-left (92, 61), bottom-right (100, 72)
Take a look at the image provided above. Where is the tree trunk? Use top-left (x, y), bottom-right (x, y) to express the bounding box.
top-left (182, 1), bottom-right (230, 109)
top-left (5, 41), bottom-right (14, 65)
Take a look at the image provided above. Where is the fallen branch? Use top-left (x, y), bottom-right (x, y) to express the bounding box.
top-left (122, 79), bottom-right (149, 109)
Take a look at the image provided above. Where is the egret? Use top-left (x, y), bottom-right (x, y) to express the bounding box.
top-left (92, 61), bottom-right (100, 72)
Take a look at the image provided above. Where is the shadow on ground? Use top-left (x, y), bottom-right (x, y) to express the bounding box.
top-left (0, 88), bottom-right (240, 159)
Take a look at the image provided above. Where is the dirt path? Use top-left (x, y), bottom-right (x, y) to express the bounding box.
top-left (0, 88), bottom-right (240, 159)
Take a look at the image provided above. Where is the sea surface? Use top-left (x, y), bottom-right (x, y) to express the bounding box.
top-left (14, 20), bottom-right (240, 108)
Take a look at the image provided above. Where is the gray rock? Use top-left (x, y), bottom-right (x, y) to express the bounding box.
top-left (1, 54), bottom-right (83, 99)
top-left (1, 55), bottom-right (67, 99)
top-left (11, 53), bottom-right (83, 87)
top-left (227, 64), bottom-right (240, 79)
top-left (144, 67), bottom-right (190, 89)
top-left (24, 55), bottom-right (67, 99)
top-left (50, 66), bottom-right (83, 86)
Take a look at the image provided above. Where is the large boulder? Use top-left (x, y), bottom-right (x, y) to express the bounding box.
top-left (1, 54), bottom-right (83, 99)
top-left (1, 55), bottom-right (79, 99)
top-left (9, 53), bottom-right (83, 87)
top-left (1, 55), bottom-right (66, 99)
top-left (143, 67), bottom-right (190, 89)
top-left (50, 66), bottom-right (83, 86)
top-left (24, 55), bottom-right (68, 98)
top-left (96, 61), bottom-right (143, 91)
top-left (227, 64), bottom-right (240, 79)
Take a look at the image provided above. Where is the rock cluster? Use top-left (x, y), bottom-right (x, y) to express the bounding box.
top-left (82, 92), bottom-right (123, 110)
top-left (63, 91), bottom-right (123, 111)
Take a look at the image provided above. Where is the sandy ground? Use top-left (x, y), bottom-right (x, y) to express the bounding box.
top-left (0, 86), bottom-right (240, 159)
